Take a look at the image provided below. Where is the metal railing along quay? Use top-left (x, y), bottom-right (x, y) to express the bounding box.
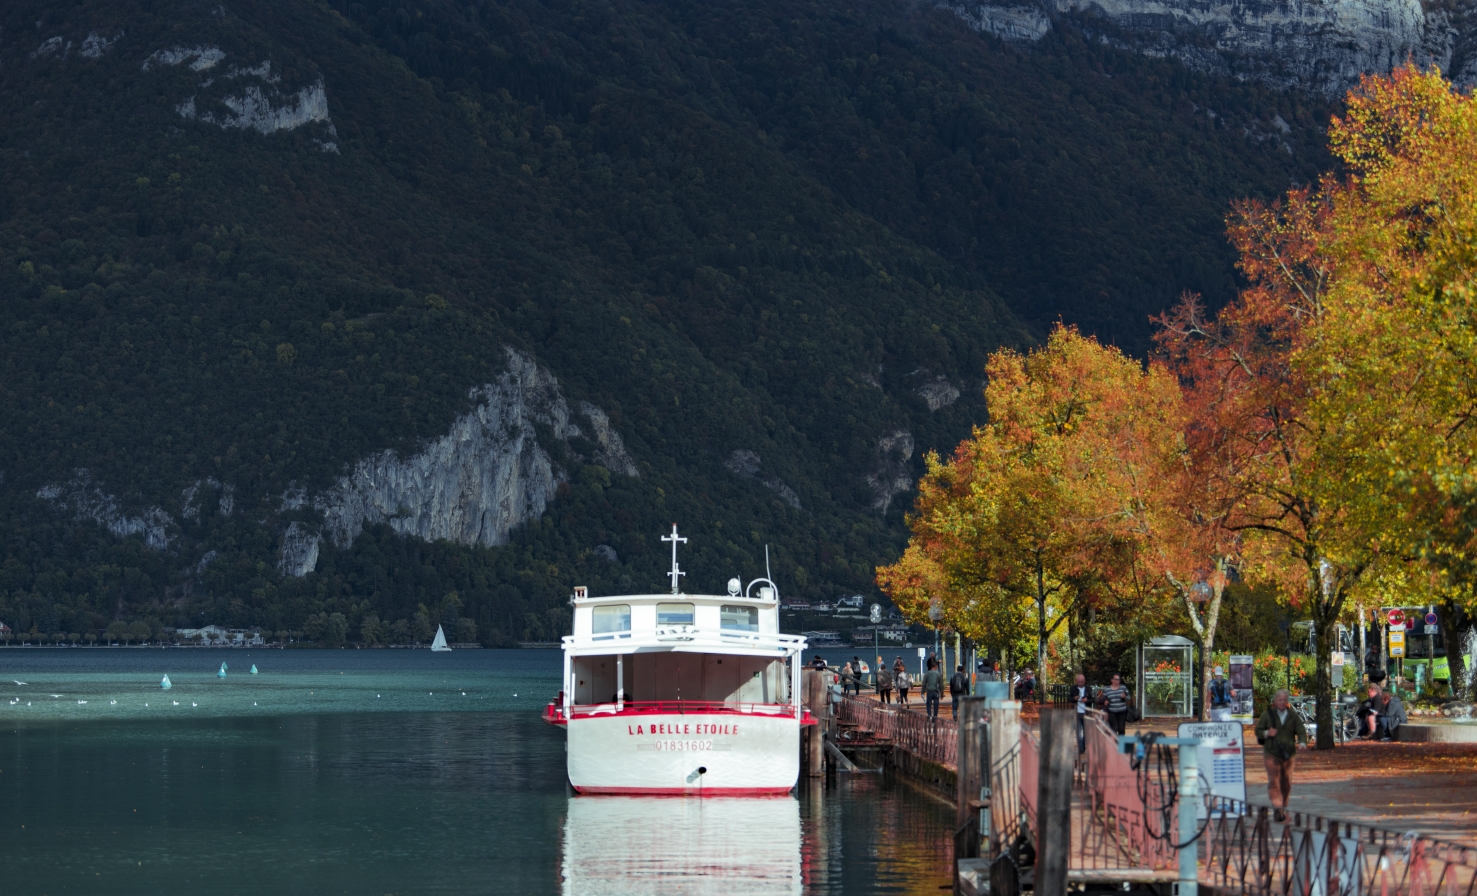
top-left (1200, 797), bottom-right (1477, 895)
top-left (835, 696), bottom-right (958, 769)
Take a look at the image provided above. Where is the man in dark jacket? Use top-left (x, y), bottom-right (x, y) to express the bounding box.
top-left (949, 664), bottom-right (969, 718)
top-left (1359, 683), bottom-right (1407, 741)
top-left (922, 658), bottom-right (944, 719)
top-left (1254, 688), bottom-right (1309, 821)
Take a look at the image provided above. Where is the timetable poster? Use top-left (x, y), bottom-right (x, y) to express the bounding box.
top-left (1228, 655), bottom-right (1255, 723)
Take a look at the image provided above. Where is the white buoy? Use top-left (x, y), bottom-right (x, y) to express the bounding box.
top-left (111, 700), bottom-right (117, 705)
top-left (191, 702), bottom-right (198, 707)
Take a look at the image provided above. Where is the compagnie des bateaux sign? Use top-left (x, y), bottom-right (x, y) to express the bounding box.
top-left (627, 719), bottom-right (741, 752)
top-left (1177, 722), bottom-right (1247, 818)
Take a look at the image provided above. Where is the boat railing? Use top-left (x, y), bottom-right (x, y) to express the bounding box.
top-left (562, 630), bottom-right (808, 651)
top-left (567, 700), bottom-right (800, 718)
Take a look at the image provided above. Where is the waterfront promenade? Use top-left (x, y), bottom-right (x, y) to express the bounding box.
top-left (840, 687), bottom-right (1477, 846)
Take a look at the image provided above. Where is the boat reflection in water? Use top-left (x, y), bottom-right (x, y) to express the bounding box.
top-left (561, 796), bottom-right (801, 895)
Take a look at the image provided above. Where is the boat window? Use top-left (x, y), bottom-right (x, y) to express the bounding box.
top-left (656, 602), bottom-right (694, 625)
top-left (592, 605), bottom-right (631, 634)
top-left (720, 605), bottom-right (758, 631)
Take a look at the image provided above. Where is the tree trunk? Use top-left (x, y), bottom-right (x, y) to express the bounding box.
top-left (1036, 558), bottom-right (1048, 702)
top-left (1437, 597), bottom-right (1468, 699)
top-left (1312, 601), bottom-right (1338, 750)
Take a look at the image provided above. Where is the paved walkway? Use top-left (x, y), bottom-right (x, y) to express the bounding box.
top-left (1097, 717), bottom-right (1477, 845)
top-left (850, 690), bottom-right (1477, 843)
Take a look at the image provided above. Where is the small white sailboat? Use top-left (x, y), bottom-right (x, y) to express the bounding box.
top-left (430, 625), bottom-right (451, 652)
top-left (161, 675), bottom-right (172, 690)
top-left (250, 664), bottom-right (258, 674)
top-left (217, 661), bottom-right (228, 678)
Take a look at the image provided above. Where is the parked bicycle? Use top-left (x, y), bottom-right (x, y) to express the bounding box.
top-left (1287, 694), bottom-right (1360, 743)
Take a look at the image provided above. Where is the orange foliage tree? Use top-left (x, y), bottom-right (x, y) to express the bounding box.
top-left (877, 327), bottom-right (1181, 694)
top-left (1151, 63), bottom-right (1477, 742)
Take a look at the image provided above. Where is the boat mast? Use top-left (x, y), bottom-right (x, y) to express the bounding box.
top-left (662, 524), bottom-right (687, 595)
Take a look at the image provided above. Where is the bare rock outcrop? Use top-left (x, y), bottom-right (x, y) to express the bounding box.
top-left (944, 0), bottom-right (1465, 95)
top-left (36, 470), bottom-right (175, 551)
top-left (724, 450), bottom-right (802, 509)
top-left (864, 430), bottom-right (916, 515)
top-left (305, 347), bottom-right (637, 568)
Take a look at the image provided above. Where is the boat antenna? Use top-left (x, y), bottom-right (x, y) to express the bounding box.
top-left (765, 544), bottom-right (772, 582)
top-left (662, 524), bottom-right (687, 595)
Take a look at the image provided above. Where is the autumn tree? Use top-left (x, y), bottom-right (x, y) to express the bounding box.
top-left (1293, 65), bottom-right (1477, 692)
top-left (878, 327), bottom-right (1180, 693)
top-left (1156, 166), bottom-right (1401, 746)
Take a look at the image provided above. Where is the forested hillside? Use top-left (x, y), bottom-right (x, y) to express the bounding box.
top-left (0, 0), bottom-right (1324, 644)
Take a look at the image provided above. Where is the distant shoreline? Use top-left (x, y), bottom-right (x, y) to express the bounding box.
top-left (0, 643), bottom-right (489, 650)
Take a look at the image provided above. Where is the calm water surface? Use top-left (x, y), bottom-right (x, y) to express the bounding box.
top-left (0, 649), bottom-right (952, 895)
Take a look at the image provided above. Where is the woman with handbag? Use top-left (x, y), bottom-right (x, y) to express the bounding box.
top-left (1254, 689), bottom-right (1309, 822)
top-left (1098, 673), bottom-right (1132, 735)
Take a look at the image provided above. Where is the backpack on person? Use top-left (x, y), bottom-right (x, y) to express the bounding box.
top-left (950, 671), bottom-right (967, 696)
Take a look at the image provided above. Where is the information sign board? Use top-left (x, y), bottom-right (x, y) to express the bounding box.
top-left (1390, 630), bottom-right (1406, 658)
top-left (1425, 624), bottom-right (1440, 635)
top-left (1228, 655), bottom-right (1255, 724)
top-left (1178, 721), bottom-right (1247, 818)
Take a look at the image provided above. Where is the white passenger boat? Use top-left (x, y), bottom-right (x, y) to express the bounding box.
top-left (543, 526), bottom-right (813, 795)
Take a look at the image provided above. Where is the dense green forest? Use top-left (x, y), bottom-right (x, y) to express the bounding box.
top-left (0, 0), bottom-right (1325, 644)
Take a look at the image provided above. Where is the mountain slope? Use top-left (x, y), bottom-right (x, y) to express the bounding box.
top-left (0, 0), bottom-right (1323, 643)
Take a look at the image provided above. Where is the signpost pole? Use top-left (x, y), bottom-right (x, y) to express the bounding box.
top-left (1178, 740), bottom-right (1200, 896)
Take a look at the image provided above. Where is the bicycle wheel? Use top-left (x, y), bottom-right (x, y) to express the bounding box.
top-left (1338, 713), bottom-right (1360, 743)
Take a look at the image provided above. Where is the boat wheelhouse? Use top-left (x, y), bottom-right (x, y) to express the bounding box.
top-left (543, 526), bottom-right (812, 795)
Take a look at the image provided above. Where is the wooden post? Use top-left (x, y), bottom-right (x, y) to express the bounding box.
top-left (1036, 709), bottom-right (1074, 895)
top-left (804, 670), bottom-right (826, 777)
top-left (985, 696), bottom-right (1020, 857)
top-left (954, 696), bottom-right (987, 884)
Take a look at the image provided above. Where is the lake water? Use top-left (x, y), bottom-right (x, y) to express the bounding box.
top-left (0, 649), bottom-right (953, 895)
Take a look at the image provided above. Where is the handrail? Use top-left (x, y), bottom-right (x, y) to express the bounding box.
top-left (1200, 795), bottom-right (1477, 894)
top-left (835, 696), bottom-right (958, 768)
top-left (567, 700), bottom-right (799, 717)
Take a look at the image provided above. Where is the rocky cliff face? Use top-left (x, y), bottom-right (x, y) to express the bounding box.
top-left (36, 348), bottom-right (638, 581)
top-left (723, 450), bottom-right (803, 509)
top-left (36, 470), bottom-right (175, 551)
top-left (285, 347), bottom-right (638, 575)
top-left (944, 0), bottom-right (1473, 94)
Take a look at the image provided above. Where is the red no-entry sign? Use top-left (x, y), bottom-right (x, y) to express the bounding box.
top-left (1388, 609), bottom-right (1406, 628)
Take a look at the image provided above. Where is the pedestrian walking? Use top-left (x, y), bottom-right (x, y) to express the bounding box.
top-left (1071, 672), bottom-right (1091, 754)
top-left (877, 666), bottom-right (893, 704)
top-left (949, 664), bottom-right (969, 718)
top-left (840, 661), bottom-right (855, 698)
top-left (1254, 688), bottom-right (1309, 822)
top-left (896, 669), bottom-right (911, 705)
top-left (923, 658), bottom-right (943, 719)
top-left (1098, 673), bottom-right (1132, 735)
top-left (1209, 666), bottom-right (1233, 722)
top-left (851, 656), bottom-right (864, 695)
top-left (1014, 668), bottom-right (1037, 701)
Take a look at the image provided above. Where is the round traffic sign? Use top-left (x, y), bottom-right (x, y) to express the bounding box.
top-left (1388, 609), bottom-right (1406, 628)
top-left (1425, 611), bottom-right (1438, 626)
